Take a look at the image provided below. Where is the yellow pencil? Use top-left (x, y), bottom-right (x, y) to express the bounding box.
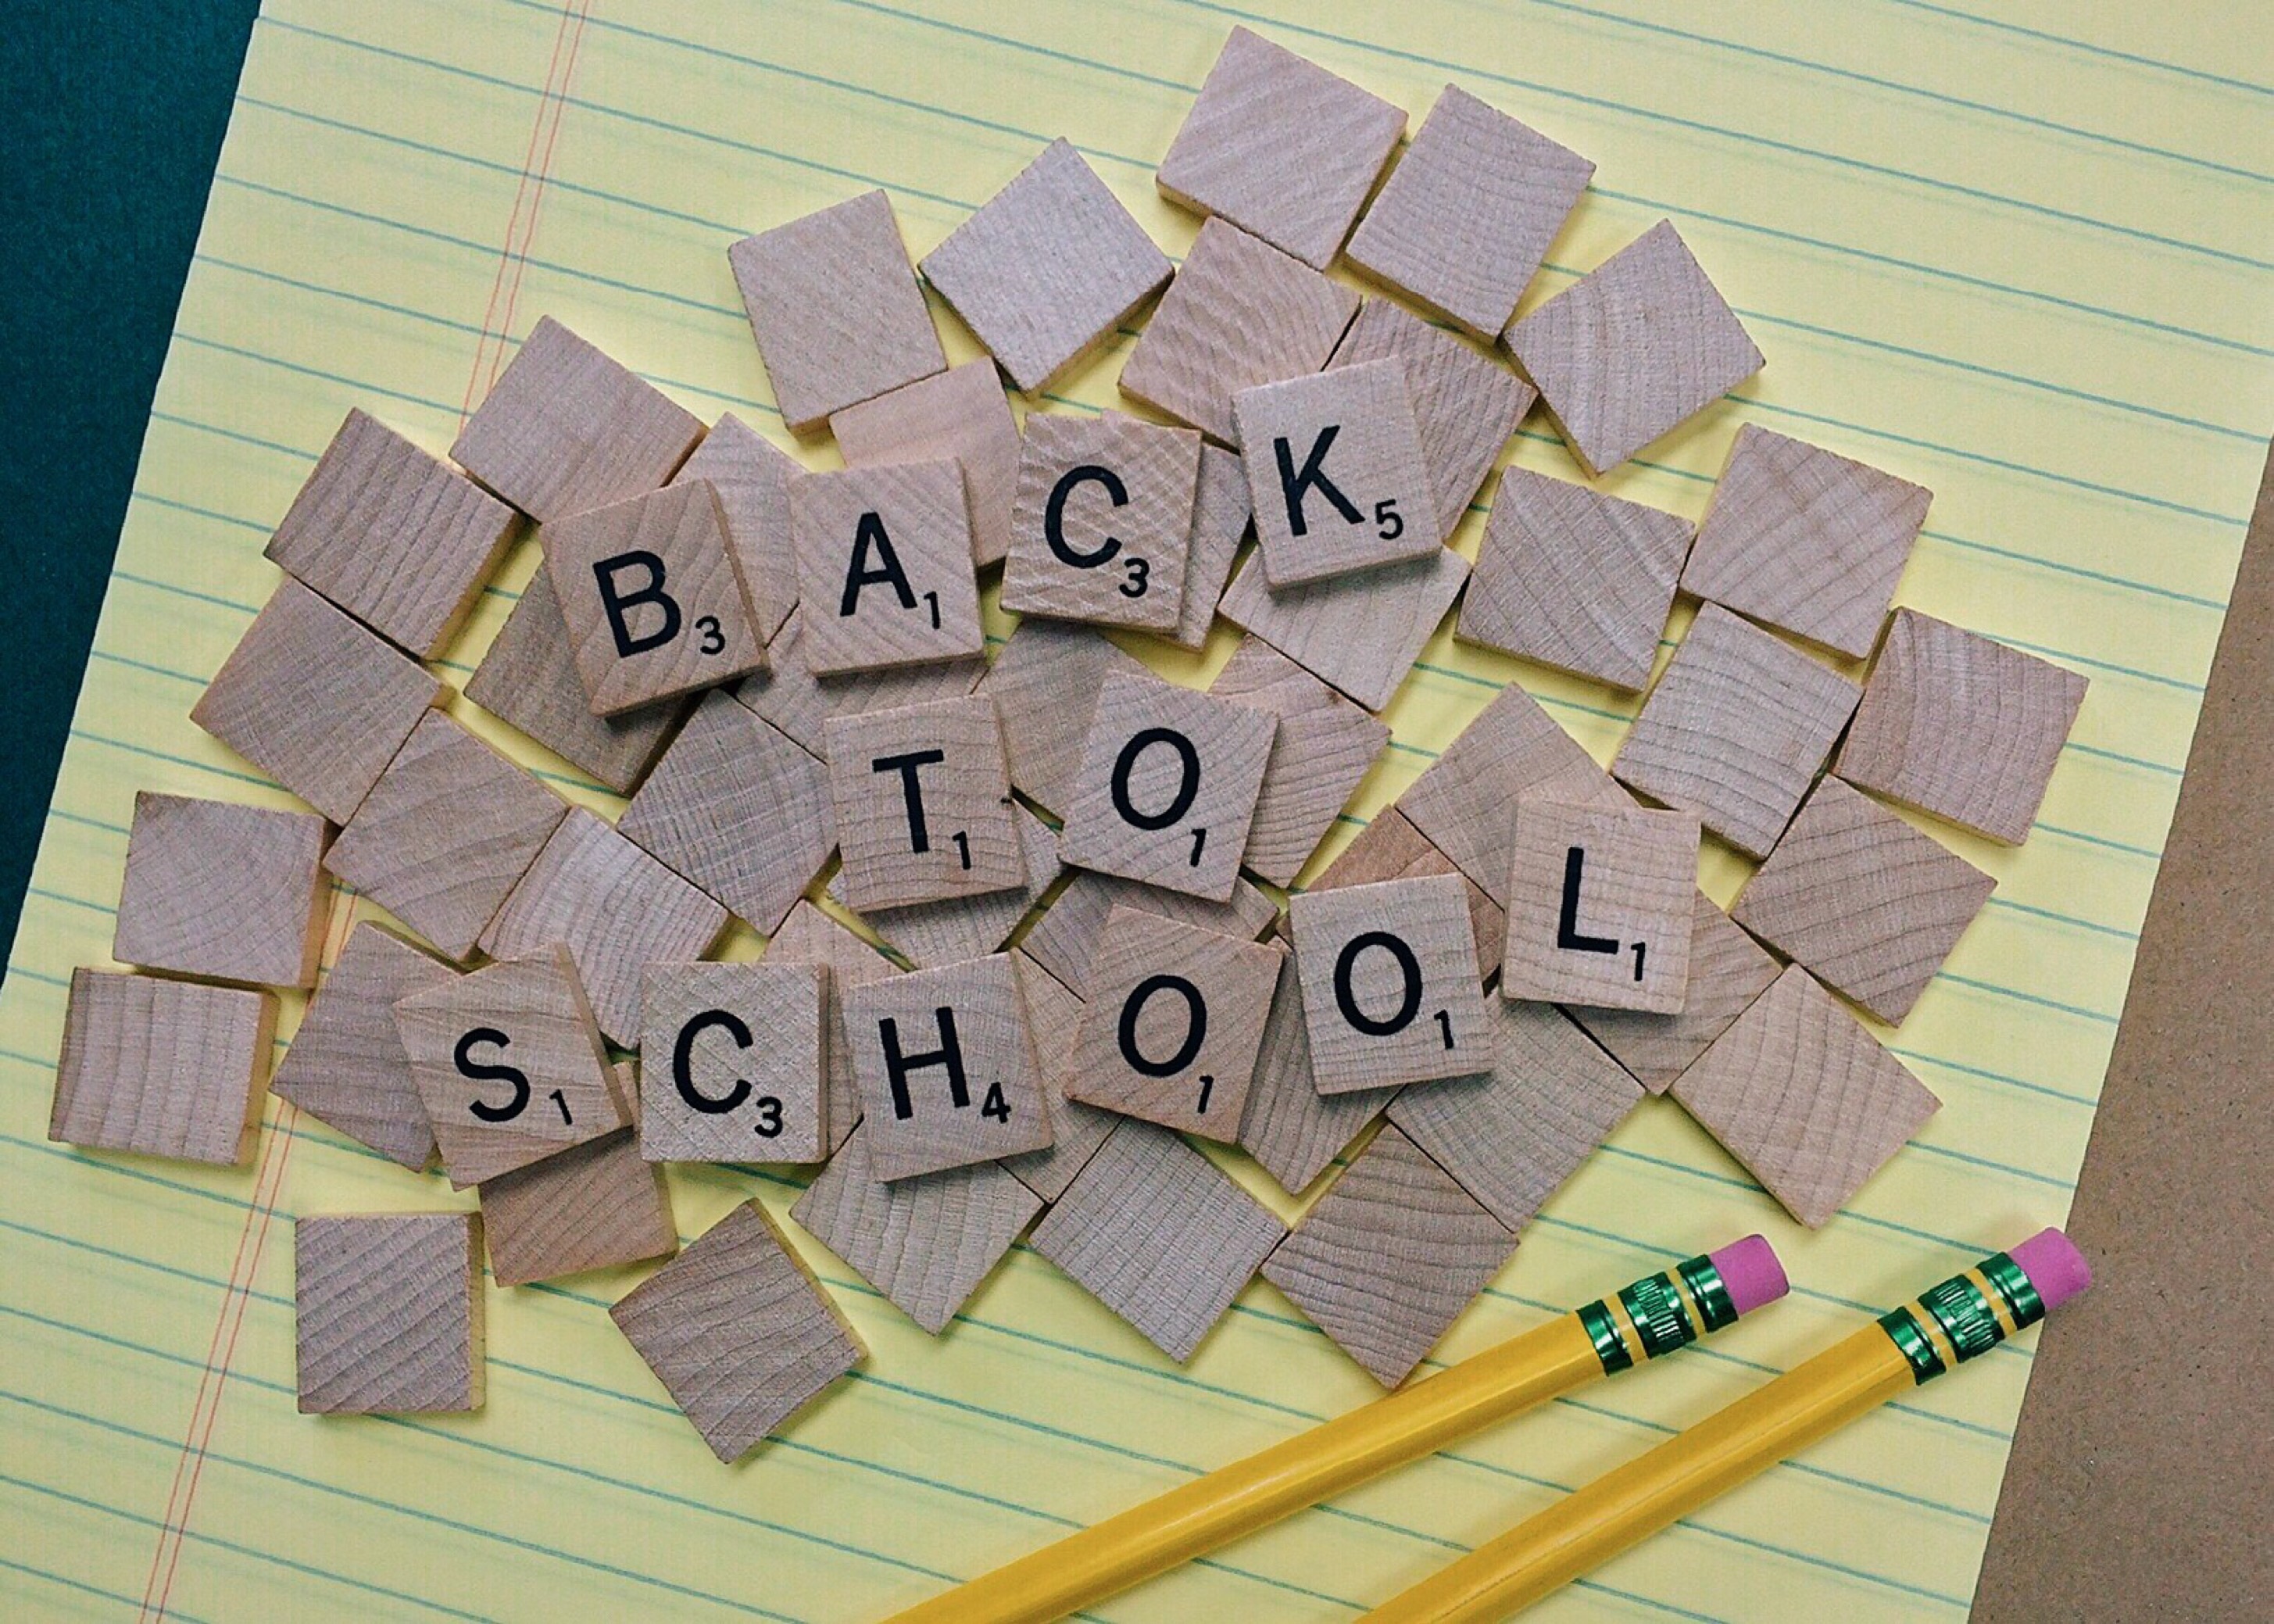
top-left (1361, 1228), bottom-right (2092, 1622)
top-left (885, 1236), bottom-right (1790, 1624)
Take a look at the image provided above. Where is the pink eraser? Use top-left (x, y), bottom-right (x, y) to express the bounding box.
top-left (2008, 1228), bottom-right (2091, 1313)
top-left (1708, 1235), bottom-right (1788, 1317)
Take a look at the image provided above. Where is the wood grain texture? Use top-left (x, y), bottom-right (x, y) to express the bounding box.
top-left (480, 1118), bottom-right (677, 1287)
top-left (1216, 540), bottom-right (1468, 713)
top-left (971, 617), bottom-right (1147, 812)
top-left (999, 950), bottom-right (1120, 1201)
top-left (638, 962), bottom-right (829, 1164)
top-left (1167, 442), bottom-right (1253, 650)
top-left (1501, 220), bottom-right (1763, 477)
top-left (1235, 358), bottom-right (1441, 586)
top-left (1235, 945), bottom-right (1393, 1196)
top-left (449, 316), bottom-right (704, 522)
top-left (726, 188), bottom-right (946, 434)
top-left (1018, 866), bottom-right (1278, 1000)
top-left (50, 968), bottom-right (275, 1166)
top-left (824, 695), bottom-right (1024, 911)
top-left (266, 408), bottom-right (520, 658)
top-left (787, 458), bottom-right (984, 674)
top-left (838, 803), bottom-right (1060, 970)
top-left (1211, 638), bottom-right (1389, 886)
top-left (920, 138), bottom-right (1173, 393)
top-left (1835, 606), bottom-right (2088, 845)
top-left (1299, 807), bottom-right (1504, 985)
top-left (831, 359), bottom-right (1024, 569)
top-left (270, 922), bottom-right (457, 1170)
top-left (191, 578), bottom-right (442, 825)
top-left (669, 412), bottom-right (800, 642)
top-left (1670, 964), bottom-right (1939, 1229)
top-left (1155, 26), bottom-right (1405, 270)
top-left (763, 900), bottom-right (903, 1157)
top-left (734, 604), bottom-right (986, 762)
top-left (295, 1212), bottom-right (482, 1414)
top-left (1290, 872), bottom-right (1493, 1095)
top-left (1002, 411), bottom-right (1197, 631)
top-left (1500, 793), bottom-right (1700, 1014)
top-left (1568, 889), bottom-right (1779, 1094)
top-left (113, 791), bottom-right (330, 989)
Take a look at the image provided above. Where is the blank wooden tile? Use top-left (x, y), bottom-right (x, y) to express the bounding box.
top-left (1672, 965), bottom-right (1939, 1228)
top-left (832, 359), bottom-right (1023, 570)
top-left (728, 188), bottom-right (946, 434)
top-left (1502, 221), bottom-right (1764, 478)
top-left (1612, 603), bottom-right (1862, 860)
top-left (266, 408), bottom-right (520, 658)
top-left (50, 968), bottom-right (275, 1166)
top-left (1501, 794), bottom-right (1700, 1014)
top-left (1211, 638), bottom-right (1389, 886)
top-left (192, 578), bottom-right (442, 825)
top-left (639, 962), bottom-right (829, 1164)
top-left (1732, 776), bottom-right (1993, 1025)
top-left (670, 413), bottom-right (800, 642)
top-left (735, 604), bottom-right (985, 762)
top-left (1235, 359), bottom-right (1440, 586)
top-left (1117, 217), bottom-right (1360, 447)
top-left (1003, 412), bottom-right (1199, 631)
top-left (271, 922), bottom-right (458, 1169)
top-left (1457, 467), bottom-right (1695, 692)
top-left (999, 950), bottom-right (1120, 1201)
top-left (450, 317), bottom-right (705, 522)
top-left (764, 900), bottom-right (903, 1157)
top-left (1156, 26), bottom-right (1405, 270)
top-left (1167, 443), bottom-right (1253, 651)
top-left (1290, 873), bottom-right (1493, 1094)
top-left (1568, 890), bottom-right (1780, 1094)
top-left (971, 617), bottom-right (1148, 812)
top-left (297, 1213), bottom-right (482, 1414)
top-left (1217, 542), bottom-right (1468, 713)
top-left (840, 803), bottom-right (1060, 970)
top-left (1019, 867), bottom-right (1279, 1000)
top-left (842, 953), bottom-right (1052, 1180)
top-left (1236, 945), bottom-right (1391, 1195)
top-left (921, 138), bottom-right (1174, 393)
top-left (788, 458), bottom-right (984, 674)
top-left (1835, 607), bottom-right (2089, 845)
top-left (114, 792), bottom-right (330, 989)
top-left (825, 695), bottom-right (1024, 912)
top-left (324, 710), bottom-right (567, 963)
top-left (1029, 1119), bottom-right (1286, 1363)
top-left (610, 1200), bottom-right (863, 1461)
top-left (1300, 807), bottom-right (1505, 984)
top-left (481, 1118), bottom-right (677, 1287)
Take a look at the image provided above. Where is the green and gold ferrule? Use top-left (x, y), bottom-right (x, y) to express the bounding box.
top-left (1979, 1250), bottom-right (2045, 1330)
top-left (1618, 1271), bottom-right (1698, 1360)
top-left (1578, 1298), bottom-right (1633, 1374)
top-left (1920, 1275), bottom-right (2004, 1365)
top-left (1879, 1306), bottom-right (1949, 1386)
top-left (1677, 1253), bottom-right (1739, 1332)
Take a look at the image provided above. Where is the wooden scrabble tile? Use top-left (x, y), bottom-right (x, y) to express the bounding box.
top-left (1235, 359), bottom-right (1440, 587)
top-left (1211, 639), bottom-right (1387, 886)
top-left (49, 968), bottom-right (275, 1166)
top-left (841, 953), bottom-right (1052, 1180)
top-left (1290, 873), bottom-right (1493, 1094)
top-left (1002, 412), bottom-right (1199, 631)
top-left (1262, 1125), bottom-right (1517, 1386)
top-left (1346, 85), bottom-right (1594, 340)
top-left (670, 413), bottom-right (801, 642)
top-left (1166, 442), bottom-right (1253, 651)
top-left (610, 1200), bottom-right (863, 1461)
top-left (1500, 794), bottom-right (1700, 1015)
top-left (480, 1120), bottom-right (677, 1287)
top-left (270, 923), bottom-right (458, 1170)
top-left (296, 1213), bottom-right (482, 1414)
top-left (1301, 808), bottom-right (1505, 984)
top-left (764, 900), bottom-right (903, 1157)
top-left (478, 807), bottom-right (729, 1046)
top-left (1671, 965), bottom-right (1939, 1228)
top-left (616, 691), bottom-right (835, 935)
top-left (1389, 1000), bottom-right (1645, 1232)
top-left (324, 710), bottom-right (567, 963)
top-left (1217, 542), bottom-right (1468, 713)
top-left (1568, 890), bottom-right (1780, 1094)
top-left (1457, 467), bottom-right (1696, 692)
top-left (1235, 945), bottom-right (1392, 1195)
top-left (832, 359), bottom-right (1023, 569)
top-left (1612, 603), bottom-right (1862, 860)
top-left (1156, 27), bottom-right (1406, 270)
top-left (1732, 776), bottom-right (1993, 1025)
top-left (999, 950), bottom-right (1120, 1200)
top-left (266, 409), bottom-right (520, 658)
top-left (543, 481), bottom-right (767, 716)
top-left (788, 458), bottom-right (984, 674)
top-left (735, 604), bottom-right (986, 762)
top-left (450, 317), bottom-right (705, 521)
top-left (792, 1123), bottom-right (1042, 1336)
top-left (825, 695), bottom-right (1024, 912)
top-left (392, 945), bottom-right (628, 1188)
top-left (839, 803), bottom-right (1060, 970)
top-left (728, 188), bottom-right (946, 434)
top-left (1502, 221), bottom-right (1764, 478)
top-left (971, 617), bottom-right (1148, 812)
top-left (1019, 867), bottom-right (1279, 999)
top-left (113, 792), bottom-right (330, 989)
top-left (1835, 607), bottom-right (2089, 845)
top-left (1327, 299), bottom-right (1535, 542)
top-left (192, 578), bottom-right (442, 825)
top-left (1117, 217), bottom-right (1360, 447)
top-left (639, 962), bottom-right (829, 1164)
top-left (920, 138), bottom-right (1175, 393)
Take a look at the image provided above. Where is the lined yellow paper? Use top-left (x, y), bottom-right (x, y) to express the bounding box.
top-left (4, 2), bottom-right (2271, 1619)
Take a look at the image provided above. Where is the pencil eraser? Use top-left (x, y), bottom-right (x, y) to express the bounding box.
top-left (1709, 1235), bottom-right (1788, 1317)
top-left (2008, 1227), bottom-right (2090, 1313)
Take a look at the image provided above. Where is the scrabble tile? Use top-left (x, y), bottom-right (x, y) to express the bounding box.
top-left (1217, 542), bottom-right (1468, 713)
top-left (1019, 867), bottom-right (1279, 999)
top-left (792, 1123), bottom-right (1042, 1335)
top-left (999, 950), bottom-right (1121, 1201)
top-left (450, 317), bottom-right (705, 521)
top-left (192, 578), bottom-right (442, 825)
top-left (1156, 27), bottom-right (1405, 270)
top-left (1235, 359), bottom-right (1440, 587)
top-left (1002, 412), bottom-right (1199, 631)
top-left (1500, 794), bottom-right (1700, 1015)
top-left (49, 968), bottom-right (275, 1166)
top-left (921, 138), bottom-right (1174, 393)
top-left (764, 900), bottom-right (904, 1157)
top-left (728, 188), bottom-right (946, 433)
top-left (639, 962), bottom-right (829, 1164)
top-left (971, 617), bottom-right (1148, 812)
top-left (841, 953), bottom-right (1052, 1179)
top-left (1300, 808), bottom-right (1505, 984)
top-left (543, 481), bottom-right (767, 716)
top-left (1290, 873), bottom-right (1493, 1094)
top-left (479, 807), bottom-right (729, 1046)
top-left (271, 922), bottom-right (458, 1169)
top-left (832, 359), bottom-right (1024, 569)
top-left (1568, 891), bottom-right (1780, 1093)
top-left (1457, 467), bottom-right (1696, 692)
top-left (113, 792), bottom-right (331, 989)
top-left (1235, 945), bottom-right (1392, 1195)
top-left (735, 605), bottom-right (986, 762)
top-left (1502, 221), bottom-right (1763, 477)
top-left (296, 1213), bottom-right (483, 1414)
top-left (1262, 1125), bottom-right (1518, 1386)
top-left (1117, 217), bottom-right (1360, 447)
top-left (1212, 638), bottom-right (1388, 886)
top-left (839, 803), bottom-right (1060, 970)
top-left (1346, 85), bottom-right (1594, 339)
top-left (1671, 965), bottom-right (1939, 1228)
top-left (1166, 442), bottom-right (1253, 651)
top-left (1328, 299), bottom-right (1535, 542)
top-left (1835, 607), bottom-right (2089, 845)
top-left (610, 1200), bottom-right (863, 1461)
top-left (266, 409), bottom-right (520, 658)
top-left (670, 413), bottom-right (800, 642)
top-left (324, 710), bottom-right (567, 963)
top-left (1613, 604), bottom-right (1862, 860)
top-left (1732, 776), bottom-right (1993, 1025)
top-left (392, 945), bottom-right (628, 1188)
top-left (788, 458), bottom-right (984, 674)
top-left (617, 691), bottom-right (836, 935)
top-left (480, 1119), bottom-right (677, 1287)
top-left (825, 695), bottom-right (1024, 911)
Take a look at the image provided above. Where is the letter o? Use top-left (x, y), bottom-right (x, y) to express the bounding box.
top-left (1332, 932), bottom-right (1422, 1037)
top-left (1117, 974), bottom-right (1208, 1078)
top-left (1109, 728), bottom-right (1201, 832)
